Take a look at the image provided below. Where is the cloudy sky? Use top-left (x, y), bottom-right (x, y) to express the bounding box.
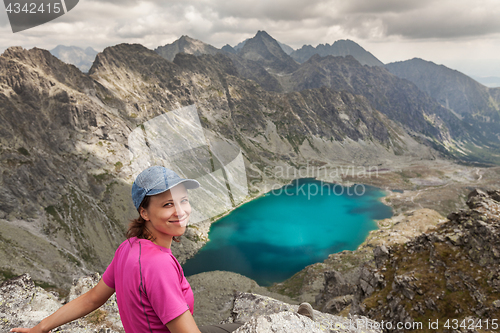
top-left (1, 0), bottom-right (499, 77)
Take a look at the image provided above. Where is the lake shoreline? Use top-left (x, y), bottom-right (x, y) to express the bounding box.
top-left (184, 178), bottom-right (392, 286)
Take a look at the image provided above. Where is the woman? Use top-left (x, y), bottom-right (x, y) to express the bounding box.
top-left (11, 166), bottom-right (313, 333)
top-left (11, 166), bottom-right (241, 333)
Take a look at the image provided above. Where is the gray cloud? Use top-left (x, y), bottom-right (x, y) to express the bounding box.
top-left (1, 0), bottom-right (500, 76)
top-left (382, 3), bottom-right (500, 39)
top-left (340, 0), bottom-right (433, 14)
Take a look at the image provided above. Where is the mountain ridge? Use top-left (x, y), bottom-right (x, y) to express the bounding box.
top-left (386, 58), bottom-right (500, 143)
top-left (290, 40), bottom-right (384, 67)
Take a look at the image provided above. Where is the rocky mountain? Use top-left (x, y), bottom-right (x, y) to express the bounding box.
top-left (282, 54), bottom-right (500, 162)
top-left (0, 43), bottom-right (440, 288)
top-left (49, 45), bottom-right (98, 73)
top-left (236, 30), bottom-right (299, 74)
top-left (221, 44), bottom-right (237, 54)
top-left (233, 38), bottom-right (249, 52)
top-left (219, 32), bottom-right (500, 164)
top-left (386, 58), bottom-right (500, 143)
top-left (234, 37), bottom-right (295, 55)
top-left (290, 40), bottom-right (384, 67)
top-left (154, 35), bottom-right (219, 61)
top-left (306, 189), bottom-right (500, 332)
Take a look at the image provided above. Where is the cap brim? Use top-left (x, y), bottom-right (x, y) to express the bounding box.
top-left (145, 179), bottom-right (200, 197)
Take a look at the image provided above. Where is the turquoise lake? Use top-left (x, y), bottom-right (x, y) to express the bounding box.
top-left (183, 178), bottom-right (392, 286)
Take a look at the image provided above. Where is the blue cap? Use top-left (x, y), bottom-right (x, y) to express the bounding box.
top-left (132, 166), bottom-right (200, 210)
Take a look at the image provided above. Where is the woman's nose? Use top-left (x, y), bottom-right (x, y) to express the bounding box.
top-left (174, 203), bottom-right (185, 216)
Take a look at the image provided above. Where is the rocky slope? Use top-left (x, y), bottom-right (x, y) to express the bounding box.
top-left (354, 189), bottom-right (500, 332)
top-left (284, 54), bottom-right (500, 163)
top-left (291, 39), bottom-right (384, 67)
top-left (303, 189), bottom-right (500, 332)
top-left (386, 58), bottom-right (500, 143)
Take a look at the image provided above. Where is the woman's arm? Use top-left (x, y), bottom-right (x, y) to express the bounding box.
top-left (166, 310), bottom-right (202, 333)
top-left (10, 279), bottom-right (115, 333)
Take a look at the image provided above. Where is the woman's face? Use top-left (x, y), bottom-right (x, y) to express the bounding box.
top-left (140, 183), bottom-right (191, 244)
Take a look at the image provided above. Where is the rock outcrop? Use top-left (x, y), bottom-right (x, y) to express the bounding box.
top-left (322, 188), bottom-right (500, 332)
top-left (0, 273), bottom-right (123, 332)
top-left (226, 292), bottom-right (382, 333)
top-left (1, 274), bottom-right (379, 333)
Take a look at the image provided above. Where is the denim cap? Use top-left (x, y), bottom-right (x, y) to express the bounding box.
top-left (132, 166), bottom-right (200, 210)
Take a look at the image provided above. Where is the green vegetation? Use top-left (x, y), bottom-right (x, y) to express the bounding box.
top-left (114, 161), bottom-right (123, 171)
top-left (86, 309), bottom-right (107, 325)
top-left (44, 206), bottom-right (70, 233)
top-left (17, 147), bottom-right (30, 156)
top-left (0, 268), bottom-right (16, 282)
top-left (93, 171), bottom-right (111, 183)
top-left (268, 269), bottom-right (307, 299)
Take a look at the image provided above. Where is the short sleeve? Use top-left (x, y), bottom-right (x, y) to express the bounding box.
top-left (144, 254), bottom-right (190, 325)
top-left (102, 252), bottom-right (116, 289)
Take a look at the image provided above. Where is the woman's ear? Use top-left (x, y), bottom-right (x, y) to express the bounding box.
top-left (139, 207), bottom-right (149, 221)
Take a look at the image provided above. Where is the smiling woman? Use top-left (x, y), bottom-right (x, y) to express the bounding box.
top-left (10, 166), bottom-right (250, 333)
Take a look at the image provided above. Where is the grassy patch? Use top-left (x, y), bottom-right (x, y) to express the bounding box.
top-left (93, 171), bottom-right (111, 183)
top-left (0, 268), bottom-right (16, 282)
top-left (44, 206), bottom-right (70, 233)
top-left (268, 269), bottom-right (307, 299)
top-left (114, 161), bottom-right (123, 172)
top-left (17, 147), bottom-right (30, 156)
top-left (86, 309), bottom-right (107, 325)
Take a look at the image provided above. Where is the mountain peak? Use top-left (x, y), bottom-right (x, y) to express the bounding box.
top-left (255, 30), bottom-right (272, 38)
top-left (155, 35), bottom-right (219, 62)
top-left (237, 31), bottom-right (299, 74)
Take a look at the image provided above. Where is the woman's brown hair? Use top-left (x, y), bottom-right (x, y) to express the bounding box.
top-left (126, 196), bottom-right (181, 243)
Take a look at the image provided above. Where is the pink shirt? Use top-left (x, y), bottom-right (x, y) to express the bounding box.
top-left (103, 237), bottom-right (194, 333)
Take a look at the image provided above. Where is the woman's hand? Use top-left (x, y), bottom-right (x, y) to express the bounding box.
top-left (10, 279), bottom-right (114, 333)
top-left (10, 325), bottom-right (50, 333)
